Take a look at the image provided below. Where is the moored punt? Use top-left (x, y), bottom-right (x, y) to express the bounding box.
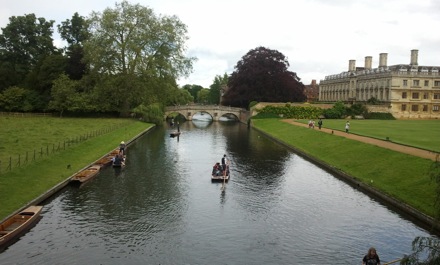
top-left (70, 165), bottom-right (101, 183)
top-left (0, 205), bottom-right (43, 249)
top-left (96, 149), bottom-right (121, 167)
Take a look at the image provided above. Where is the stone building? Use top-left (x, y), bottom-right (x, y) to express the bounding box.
top-left (304, 79), bottom-right (319, 102)
top-left (319, 49), bottom-right (440, 119)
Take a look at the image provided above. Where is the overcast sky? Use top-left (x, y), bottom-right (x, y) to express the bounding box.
top-left (1, 0), bottom-right (439, 88)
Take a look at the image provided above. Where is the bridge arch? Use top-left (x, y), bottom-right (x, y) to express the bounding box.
top-left (164, 105), bottom-right (249, 123)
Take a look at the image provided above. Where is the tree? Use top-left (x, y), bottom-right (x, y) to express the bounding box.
top-left (0, 86), bottom-right (34, 111)
top-left (182, 84), bottom-right (203, 102)
top-left (197, 88), bottom-right (210, 104)
top-left (223, 46), bottom-right (306, 108)
top-left (209, 73), bottom-right (228, 104)
top-left (167, 88), bottom-right (193, 106)
top-left (48, 74), bottom-right (79, 117)
top-left (58, 12), bottom-right (89, 80)
top-left (83, 0), bottom-right (195, 114)
top-left (0, 14), bottom-right (58, 90)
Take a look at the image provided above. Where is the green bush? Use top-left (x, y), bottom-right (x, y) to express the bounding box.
top-left (348, 103), bottom-right (368, 117)
top-left (252, 112), bottom-right (280, 119)
top-left (255, 105), bottom-right (324, 119)
top-left (132, 103), bottom-right (165, 125)
top-left (323, 101), bottom-right (347, 119)
top-left (365, 112), bottom-right (396, 120)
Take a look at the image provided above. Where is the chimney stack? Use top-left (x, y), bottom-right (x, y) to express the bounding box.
top-left (349, 60), bottom-right (356, 72)
top-left (379, 53), bottom-right (388, 68)
top-left (410, 49), bottom-right (418, 66)
top-left (365, 56), bottom-right (372, 70)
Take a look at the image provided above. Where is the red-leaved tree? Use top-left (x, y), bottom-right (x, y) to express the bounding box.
top-left (222, 46), bottom-right (306, 108)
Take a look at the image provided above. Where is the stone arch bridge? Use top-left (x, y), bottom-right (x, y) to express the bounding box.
top-left (165, 105), bottom-right (250, 123)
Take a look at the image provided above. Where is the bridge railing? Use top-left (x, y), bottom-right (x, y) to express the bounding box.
top-left (165, 105), bottom-right (246, 112)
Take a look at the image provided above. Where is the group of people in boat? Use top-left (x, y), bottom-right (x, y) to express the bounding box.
top-left (112, 141), bottom-right (126, 166)
top-left (212, 154), bottom-right (229, 176)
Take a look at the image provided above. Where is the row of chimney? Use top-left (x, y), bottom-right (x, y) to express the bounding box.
top-left (348, 49), bottom-right (419, 72)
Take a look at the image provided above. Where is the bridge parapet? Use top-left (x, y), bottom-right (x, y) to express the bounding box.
top-left (165, 105), bottom-right (249, 123)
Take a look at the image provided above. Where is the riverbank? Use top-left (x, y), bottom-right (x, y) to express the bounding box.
top-left (0, 120), bottom-right (154, 221)
top-left (251, 118), bottom-right (439, 232)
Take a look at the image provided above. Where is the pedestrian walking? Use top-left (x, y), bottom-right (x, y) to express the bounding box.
top-left (345, 121), bottom-right (350, 133)
top-left (318, 119), bottom-right (323, 130)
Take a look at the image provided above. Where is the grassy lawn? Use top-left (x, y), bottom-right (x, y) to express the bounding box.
top-left (0, 116), bottom-right (154, 220)
top-left (252, 118), bottom-right (436, 218)
top-left (296, 119), bottom-right (440, 152)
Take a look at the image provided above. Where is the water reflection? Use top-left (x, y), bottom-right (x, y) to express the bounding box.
top-left (0, 121), bottom-right (434, 265)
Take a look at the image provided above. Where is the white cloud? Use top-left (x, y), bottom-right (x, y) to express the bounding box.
top-left (1, 0), bottom-right (439, 87)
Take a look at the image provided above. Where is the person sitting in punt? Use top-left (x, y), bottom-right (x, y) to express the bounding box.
top-left (212, 162), bottom-right (221, 176)
top-left (113, 153), bottom-right (125, 166)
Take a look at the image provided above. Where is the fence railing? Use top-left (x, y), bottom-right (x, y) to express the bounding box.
top-left (0, 112), bottom-right (54, 117)
top-left (0, 124), bottom-right (123, 175)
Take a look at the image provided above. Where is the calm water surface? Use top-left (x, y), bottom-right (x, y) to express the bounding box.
top-left (0, 120), bottom-right (433, 264)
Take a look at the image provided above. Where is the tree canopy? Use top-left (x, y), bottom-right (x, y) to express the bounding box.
top-left (222, 46), bottom-right (306, 108)
top-left (209, 73), bottom-right (228, 105)
top-left (0, 14), bottom-right (59, 91)
top-left (83, 0), bottom-right (195, 115)
top-left (0, 1), bottom-right (197, 118)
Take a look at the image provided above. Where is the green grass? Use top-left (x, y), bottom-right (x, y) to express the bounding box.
top-left (252, 118), bottom-right (436, 217)
top-left (0, 116), bottom-right (140, 172)
top-left (0, 117), bottom-right (153, 220)
top-left (296, 119), bottom-right (440, 152)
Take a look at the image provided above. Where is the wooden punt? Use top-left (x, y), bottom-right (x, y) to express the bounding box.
top-left (170, 131), bottom-right (181, 137)
top-left (112, 155), bottom-right (126, 168)
top-left (95, 149), bottom-right (121, 167)
top-left (211, 172), bottom-right (230, 182)
top-left (71, 165), bottom-right (101, 183)
top-left (0, 205), bottom-right (43, 249)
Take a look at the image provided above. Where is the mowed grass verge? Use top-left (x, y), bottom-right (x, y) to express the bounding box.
top-left (297, 119), bottom-right (440, 152)
top-left (0, 117), bottom-right (154, 220)
top-left (252, 118), bottom-right (436, 218)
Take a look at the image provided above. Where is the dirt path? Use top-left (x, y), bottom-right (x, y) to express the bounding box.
top-left (283, 120), bottom-right (439, 161)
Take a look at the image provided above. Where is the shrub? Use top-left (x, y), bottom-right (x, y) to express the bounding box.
top-left (132, 103), bottom-right (165, 125)
top-left (348, 103), bottom-right (368, 117)
top-left (365, 112), bottom-right (396, 120)
top-left (323, 101), bottom-right (347, 119)
top-left (252, 112), bottom-right (280, 119)
top-left (255, 105), bottom-right (324, 119)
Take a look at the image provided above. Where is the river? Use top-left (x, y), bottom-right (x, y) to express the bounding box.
top-left (0, 118), bottom-right (433, 264)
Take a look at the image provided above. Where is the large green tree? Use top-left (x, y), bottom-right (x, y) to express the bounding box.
top-left (182, 84), bottom-right (203, 103)
top-left (223, 46), bottom-right (306, 108)
top-left (0, 14), bottom-right (58, 91)
top-left (209, 73), bottom-right (228, 104)
top-left (83, 0), bottom-right (195, 115)
top-left (58, 12), bottom-right (89, 80)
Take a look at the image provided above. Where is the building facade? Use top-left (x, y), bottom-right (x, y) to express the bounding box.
top-left (304, 79), bottom-right (319, 102)
top-left (319, 50), bottom-right (440, 119)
